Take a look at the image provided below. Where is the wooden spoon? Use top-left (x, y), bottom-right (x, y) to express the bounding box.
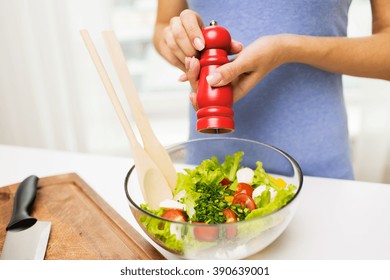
top-left (80, 30), bottom-right (173, 209)
top-left (102, 31), bottom-right (177, 192)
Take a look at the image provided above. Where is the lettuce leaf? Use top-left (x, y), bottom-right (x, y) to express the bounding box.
top-left (221, 151), bottom-right (244, 182)
top-left (139, 205), bottom-right (184, 253)
top-left (254, 189), bottom-right (271, 208)
top-left (174, 173), bottom-right (201, 218)
top-left (184, 156), bottom-right (225, 185)
top-left (245, 184), bottom-right (296, 220)
top-left (252, 161), bottom-right (275, 187)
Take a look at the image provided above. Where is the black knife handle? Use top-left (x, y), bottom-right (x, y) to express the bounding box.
top-left (6, 175), bottom-right (39, 230)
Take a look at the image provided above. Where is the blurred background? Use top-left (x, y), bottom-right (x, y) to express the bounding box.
top-left (0, 0), bottom-right (389, 183)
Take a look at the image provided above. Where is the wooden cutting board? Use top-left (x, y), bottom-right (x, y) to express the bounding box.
top-left (0, 173), bottom-right (165, 260)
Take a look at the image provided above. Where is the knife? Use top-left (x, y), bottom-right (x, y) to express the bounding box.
top-left (0, 175), bottom-right (51, 260)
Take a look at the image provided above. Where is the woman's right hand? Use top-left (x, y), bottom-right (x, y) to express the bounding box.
top-left (154, 7), bottom-right (243, 110)
top-left (154, 9), bottom-right (206, 72)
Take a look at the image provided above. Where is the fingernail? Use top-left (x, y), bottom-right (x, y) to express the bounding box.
top-left (206, 72), bottom-right (222, 85)
top-left (185, 57), bottom-right (191, 70)
top-left (189, 56), bottom-right (196, 70)
top-left (189, 92), bottom-right (196, 100)
top-left (189, 92), bottom-right (198, 110)
top-left (193, 37), bottom-right (205, 51)
top-left (178, 73), bottom-right (188, 82)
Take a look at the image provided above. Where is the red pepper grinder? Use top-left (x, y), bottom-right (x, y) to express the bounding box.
top-left (196, 20), bottom-right (234, 134)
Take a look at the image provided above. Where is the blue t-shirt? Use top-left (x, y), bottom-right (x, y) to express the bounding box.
top-left (187, 0), bottom-right (354, 179)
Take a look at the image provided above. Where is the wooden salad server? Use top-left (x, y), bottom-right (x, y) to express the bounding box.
top-left (80, 30), bottom-right (173, 209)
top-left (102, 31), bottom-right (177, 192)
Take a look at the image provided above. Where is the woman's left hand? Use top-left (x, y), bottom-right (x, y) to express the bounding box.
top-left (183, 35), bottom-right (287, 109)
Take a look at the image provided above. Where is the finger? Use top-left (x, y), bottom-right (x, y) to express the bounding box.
top-left (189, 92), bottom-right (199, 111)
top-left (230, 40), bottom-right (243, 55)
top-left (232, 73), bottom-right (262, 102)
top-left (185, 56), bottom-right (191, 70)
top-left (180, 9), bottom-right (205, 51)
top-left (159, 40), bottom-right (185, 72)
top-left (178, 73), bottom-right (188, 82)
top-left (187, 57), bottom-right (200, 92)
top-left (206, 59), bottom-right (247, 87)
top-left (177, 56), bottom-right (192, 81)
top-left (170, 16), bottom-right (198, 57)
top-left (163, 25), bottom-right (187, 65)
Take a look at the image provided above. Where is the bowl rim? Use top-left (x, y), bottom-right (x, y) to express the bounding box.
top-left (124, 137), bottom-right (303, 226)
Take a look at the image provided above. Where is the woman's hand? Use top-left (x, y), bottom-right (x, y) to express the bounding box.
top-left (155, 9), bottom-right (206, 72)
top-left (155, 9), bottom-right (243, 74)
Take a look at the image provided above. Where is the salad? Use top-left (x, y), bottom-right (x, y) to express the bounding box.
top-left (140, 151), bottom-right (297, 255)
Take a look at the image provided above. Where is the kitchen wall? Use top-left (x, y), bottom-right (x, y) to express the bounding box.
top-left (0, 0), bottom-right (389, 183)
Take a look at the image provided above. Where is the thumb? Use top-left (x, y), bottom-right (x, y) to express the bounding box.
top-left (206, 60), bottom-right (244, 87)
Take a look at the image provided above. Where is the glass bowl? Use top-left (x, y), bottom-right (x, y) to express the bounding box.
top-left (124, 137), bottom-right (303, 259)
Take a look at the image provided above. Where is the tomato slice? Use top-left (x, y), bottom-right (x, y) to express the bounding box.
top-left (223, 209), bottom-right (238, 239)
top-left (220, 178), bottom-right (231, 186)
top-left (193, 222), bottom-right (219, 242)
top-left (232, 193), bottom-right (256, 211)
top-left (234, 182), bottom-right (254, 197)
top-left (225, 224), bottom-right (237, 239)
top-left (162, 209), bottom-right (187, 222)
top-left (223, 209), bottom-right (237, 223)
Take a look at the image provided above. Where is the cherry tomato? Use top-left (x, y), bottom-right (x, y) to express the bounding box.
top-left (225, 224), bottom-right (237, 239)
top-left (232, 193), bottom-right (256, 211)
top-left (223, 209), bottom-right (237, 223)
top-left (234, 183), bottom-right (254, 197)
top-left (162, 209), bottom-right (187, 222)
top-left (220, 178), bottom-right (231, 186)
top-left (223, 209), bottom-right (238, 239)
top-left (193, 222), bottom-right (219, 242)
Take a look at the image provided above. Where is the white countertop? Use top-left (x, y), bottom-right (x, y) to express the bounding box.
top-left (1, 144), bottom-right (389, 260)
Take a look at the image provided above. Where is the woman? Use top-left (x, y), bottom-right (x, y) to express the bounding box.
top-left (153, 0), bottom-right (390, 179)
